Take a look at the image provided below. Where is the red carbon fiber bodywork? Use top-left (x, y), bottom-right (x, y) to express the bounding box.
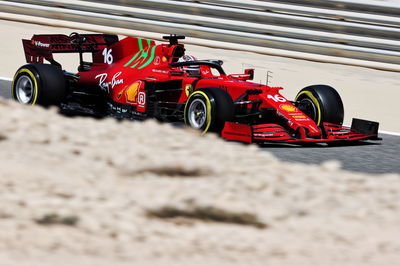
top-left (22, 34), bottom-right (380, 144)
top-left (222, 122), bottom-right (379, 144)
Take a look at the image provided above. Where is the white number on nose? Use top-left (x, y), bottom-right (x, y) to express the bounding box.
top-left (267, 94), bottom-right (286, 102)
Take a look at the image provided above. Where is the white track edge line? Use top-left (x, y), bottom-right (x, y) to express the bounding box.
top-left (0, 77), bottom-right (12, 81)
top-left (379, 130), bottom-right (400, 136)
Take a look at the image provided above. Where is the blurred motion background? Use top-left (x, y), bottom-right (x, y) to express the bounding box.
top-left (1, 0), bottom-right (400, 70)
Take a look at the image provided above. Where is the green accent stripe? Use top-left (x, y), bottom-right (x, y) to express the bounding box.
top-left (123, 38), bottom-right (145, 67)
top-left (138, 46), bottom-right (156, 69)
top-left (138, 38), bottom-right (143, 51)
top-left (123, 51), bottom-right (140, 67)
top-left (130, 48), bottom-right (149, 68)
top-left (130, 58), bottom-right (142, 69)
top-left (146, 39), bottom-right (151, 47)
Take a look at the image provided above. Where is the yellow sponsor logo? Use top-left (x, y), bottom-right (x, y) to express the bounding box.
top-left (126, 82), bottom-right (141, 102)
top-left (117, 90), bottom-right (123, 99)
top-left (280, 104), bottom-right (297, 112)
top-left (185, 84), bottom-right (193, 96)
top-left (293, 115), bottom-right (307, 119)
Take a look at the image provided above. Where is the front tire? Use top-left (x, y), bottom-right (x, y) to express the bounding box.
top-left (184, 87), bottom-right (234, 134)
top-left (295, 85), bottom-right (344, 126)
top-left (12, 64), bottom-right (66, 106)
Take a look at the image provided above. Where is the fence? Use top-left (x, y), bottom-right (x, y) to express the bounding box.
top-left (0, 0), bottom-right (399, 69)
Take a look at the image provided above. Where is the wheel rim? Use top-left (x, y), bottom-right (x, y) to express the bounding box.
top-left (188, 98), bottom-right (207, 129)
top-left (15, 75), bottom-right (34, 104)
top-left (299, 98), bottom-right (318, 122)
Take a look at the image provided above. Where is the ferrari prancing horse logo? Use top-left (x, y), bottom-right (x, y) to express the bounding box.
top-left (185, 84), bottom-right (193, 96)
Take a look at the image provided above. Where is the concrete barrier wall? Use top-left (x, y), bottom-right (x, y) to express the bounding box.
top-left (1, 0), bottom-right (399, 69)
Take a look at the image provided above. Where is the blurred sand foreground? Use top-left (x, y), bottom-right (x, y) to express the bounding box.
top-left (1, 98), bottom-right (400, 266)
top-left (0, 19), bottom-right (400, 266)
top-left (0, 20), bottom-right (399, 132)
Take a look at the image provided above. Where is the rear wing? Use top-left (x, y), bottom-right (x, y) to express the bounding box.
top-left (22, 33), bottom-right (119, 68)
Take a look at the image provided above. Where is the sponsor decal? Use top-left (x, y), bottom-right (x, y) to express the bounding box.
top-left (95, 72), bottom-right (124, 92)
top-left (292, 112), bottom-right (306, 116)
top-left (117, 90), bottom-right (124, 100)
top-left (138, 91), bottom-right (146, 106)
top-left (254, 133), bottom-right (275, 137)
top-left (292, 115), bottom-right (307, 119)
top-left (152, 69), bottom-right (169, 74)
top-left (32, 40), bottom-right (50, 48)
top-left (267, 94), bottom-right (286, 103)
top-left (154, 56), bottom-right (161, 65)
top-left (279, 104), bottom-right (297, 112)
top-left (125, 81), bottom-right (141, 103)
top-left (202, 69), bottom-right (210, 75)
top-left (185, 84), bottom-right (193, 96)
top-left (108, 104), bottom-right (128, 113)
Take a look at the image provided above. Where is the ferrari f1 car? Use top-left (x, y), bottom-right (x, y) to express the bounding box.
top-left (12, 33), bottom-right (380, 144)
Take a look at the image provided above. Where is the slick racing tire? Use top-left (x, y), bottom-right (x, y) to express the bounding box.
top-left (184, 87), bottom-right (234, 134)
top-left (295, 85), bottom-right (344, 126)
top-left (12, 64), bottom-right (66, 106)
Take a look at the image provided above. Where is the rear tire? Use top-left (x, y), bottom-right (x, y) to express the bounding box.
top-left (184, 87), bottom-right (234, 134)
top-left (12, 64), bottom-right (66, 106)
top-left (295, 85), bottom-right (344, 126)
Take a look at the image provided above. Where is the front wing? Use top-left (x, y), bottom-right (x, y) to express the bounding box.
top-left (221, 118), bottom-right (380, 144)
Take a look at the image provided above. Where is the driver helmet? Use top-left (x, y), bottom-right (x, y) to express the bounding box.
top-left (178, 55), bottom-right (200, 76)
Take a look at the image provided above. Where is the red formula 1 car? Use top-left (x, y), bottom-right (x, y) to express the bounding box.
top-left (12, 33), bottom-right (380, 144)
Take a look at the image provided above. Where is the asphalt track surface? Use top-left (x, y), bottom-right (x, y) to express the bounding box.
top-left (1, 79), bottom-right (399, 174)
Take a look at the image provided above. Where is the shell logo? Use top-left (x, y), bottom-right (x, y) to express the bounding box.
top-left (279, 104), bottom-right (297, 112)
top-left (126, 81), bottom-right (141, 103)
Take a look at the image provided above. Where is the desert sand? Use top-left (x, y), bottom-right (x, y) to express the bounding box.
top-left (1, 97), bottom-right (400, 266)
top-left (0, 19), bottom-right (400, 266)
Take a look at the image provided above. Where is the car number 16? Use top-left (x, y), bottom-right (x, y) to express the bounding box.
top-left (102, 48), bottom-right (113, 64)
top-left (267, 94), bottom-right (286, 102)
